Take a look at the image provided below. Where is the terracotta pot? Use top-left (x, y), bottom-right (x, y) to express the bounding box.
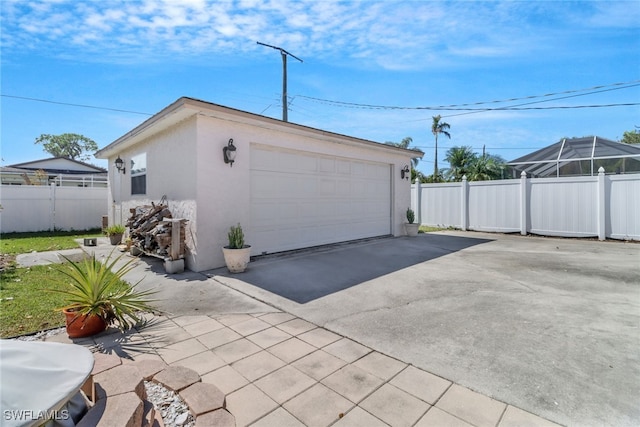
top-left (63, 309), bottom-right (107, 338)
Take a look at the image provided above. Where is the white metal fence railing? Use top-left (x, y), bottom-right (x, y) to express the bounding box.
top-left (411, 169), bottom-right (639, 241)
top-left (0, 184), bottom-right (108, 233)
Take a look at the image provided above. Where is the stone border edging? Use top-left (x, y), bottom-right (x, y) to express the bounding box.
top-left (80, 352), bottom-right (235, 427)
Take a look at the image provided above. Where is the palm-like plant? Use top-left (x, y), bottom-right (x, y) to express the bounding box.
top-left (385, 136), bottom-right (423, 169)
top-left (467, 154), bottom-right (506, 181)
top-left (444, 146), bottom-right (476, 181)
top-left (432, 115), bottom-right (451, 182)
top-left (54, 252), bottom-right (156, 330)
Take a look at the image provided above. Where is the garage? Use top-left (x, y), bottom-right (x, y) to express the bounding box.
top-left (250, 144), bottom-right (391, 255)
top-left (97, 97), bottom-right (417, 271)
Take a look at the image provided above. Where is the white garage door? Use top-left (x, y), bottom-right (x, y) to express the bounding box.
top-left (250, 145), bottom-right (391, 255)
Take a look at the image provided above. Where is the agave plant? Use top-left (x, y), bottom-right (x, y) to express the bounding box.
top-left (54, 251), bottom-right (156, 331)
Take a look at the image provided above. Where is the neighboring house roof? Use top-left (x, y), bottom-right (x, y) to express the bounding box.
top-left (508, 136), bottom-right (640, 177)
top-left (8, 157), bottom-right (106, 175)
top-left (95, 97), bottom-right (423, 159)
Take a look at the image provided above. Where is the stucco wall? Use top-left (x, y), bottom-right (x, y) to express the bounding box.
top-left (106, 107), bottom-right (413, 273)
top-left (108, 116), bottom-right (199, 270)
top-left (194, 113), bottom-right (412, 271)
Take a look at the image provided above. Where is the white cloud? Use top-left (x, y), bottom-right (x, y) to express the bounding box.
top-left (1, 0), bottom-right (635, 70)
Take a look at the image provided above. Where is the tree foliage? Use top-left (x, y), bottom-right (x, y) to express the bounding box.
top-left (442, 145), bottom-right (507, 181)
top-left (34, 133), bottom-right (98, 161)
top-left (431, 115), bottom-right (451, 182)
top-left (384, 136), bottom-right (424, 168)
top-left (621, 129), bottom-right (640, 144)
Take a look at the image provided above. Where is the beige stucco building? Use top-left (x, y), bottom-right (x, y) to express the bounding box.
top-left (96, 97), bottom-right (420, 272)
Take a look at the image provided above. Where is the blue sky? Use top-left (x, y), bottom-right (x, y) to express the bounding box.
top-left (2, 0), bottom-right (639, 177)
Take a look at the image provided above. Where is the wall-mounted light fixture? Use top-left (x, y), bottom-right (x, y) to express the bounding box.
top-left (115, 156), bottom-right (126, 174)
top-left (223, 139), bottom-right (237, 167)
top-left (401, 165), bottom-right (410, 180)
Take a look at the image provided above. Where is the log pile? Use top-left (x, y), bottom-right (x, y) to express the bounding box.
top-left (127, 202), bottom-right (187, 260)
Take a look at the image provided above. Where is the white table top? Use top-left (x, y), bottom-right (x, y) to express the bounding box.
top-left (1, 340), bottom-right (94, 427)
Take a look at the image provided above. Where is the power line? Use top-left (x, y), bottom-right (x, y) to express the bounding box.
top-left (295, 80), bottom-right (640, 111)
top-left (1, 94), bottom-right (153, 115)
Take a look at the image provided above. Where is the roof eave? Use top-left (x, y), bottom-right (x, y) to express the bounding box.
top-left (95, 97), bottom-right (422, 160)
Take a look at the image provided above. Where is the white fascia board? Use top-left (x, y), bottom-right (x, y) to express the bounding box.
top-left (96, 97), bottom-right (422, 161)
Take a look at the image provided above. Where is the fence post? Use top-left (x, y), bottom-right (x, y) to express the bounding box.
top-left (414, 177), bottom-right (421, 225)
top-left (520, 171), bottom-right (527, 235)
top-left (461, 175), bottom-right (468, 231)
top-left (597, 167), bottom-right (606, 240)
top-left (49, 182), bottom-right (56, 231)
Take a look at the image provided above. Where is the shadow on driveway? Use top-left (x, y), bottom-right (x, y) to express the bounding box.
top-left (211, 234), bottom-right (493, 303)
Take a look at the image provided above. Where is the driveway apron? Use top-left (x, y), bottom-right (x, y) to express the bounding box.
top-left (211, 231), bottom-right (640, 427)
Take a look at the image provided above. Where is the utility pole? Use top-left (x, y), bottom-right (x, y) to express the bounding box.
top-left (257, 41), bottom-right (303, 122)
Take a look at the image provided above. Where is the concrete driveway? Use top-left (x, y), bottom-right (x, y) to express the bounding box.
top-left (210, 231), bottom-right (640, 427)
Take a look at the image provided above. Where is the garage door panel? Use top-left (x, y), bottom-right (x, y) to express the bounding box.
top-left (250, 145), bottom-right (391, 254)
top-left (319, 157), bottom-right (335, 173)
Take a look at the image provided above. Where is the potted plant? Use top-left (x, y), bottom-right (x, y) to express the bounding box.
top-left (222, 223), bottom-right (251, 273)
top-left (105, 224), bottom-right (126, 245)
top-left (53, 252), bottom-right (156, 338)
top-left (404, 207), bottom-right (420, 237)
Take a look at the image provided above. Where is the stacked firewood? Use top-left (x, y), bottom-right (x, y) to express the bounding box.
top-left (127, 202), bottom-right (186, 260)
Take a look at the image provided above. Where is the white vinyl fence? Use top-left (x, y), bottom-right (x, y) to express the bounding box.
top-left (412, 168), bottom-right (639, 241)
top-left (0, 184), bottom-right (108, 233)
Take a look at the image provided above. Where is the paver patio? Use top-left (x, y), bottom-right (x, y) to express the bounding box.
top-left (44, 313), bottom-right (561, 427)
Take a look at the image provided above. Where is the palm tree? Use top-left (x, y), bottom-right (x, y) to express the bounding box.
top-left (444, 146), bottom-right (476, 181)
top-left (384, 136), bottom-right (423, 169)
top-left (467, 154), bottom-right (506, 181)
top-left (431, 115), bottom-right (451, 181)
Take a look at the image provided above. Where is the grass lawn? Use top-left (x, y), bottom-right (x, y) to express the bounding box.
top-left (0, 229), bottom-right (128, 338)
top-left (0, 229), bottom-right (102, 255)
top-left (0, 265), bottom-right (70, 337)
top-left (419, 225), bottom-right (454, 233)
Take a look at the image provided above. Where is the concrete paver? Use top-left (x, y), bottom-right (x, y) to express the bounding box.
top-left (499, 405), bottom-right (563, 427)
top-left (291, 349), bottom-right (347, 381)
top-left (181, 317), bottom-right (225, 336)
top-left (196, 327), bottom-right (242, 349)
top-left (353, 351), bottom-right (407, 381)
top-left (254, 365), bottom-right (316, 404)
top-left (226, 384), bottom-right (278, 427)
top-left (276, 318), bottom-right (317, 336)
top-left (231, 350), bottom-right (286, 382)
top-left (155, 337), bottom-right (207, 364)
top-left (360, 383), bottom-right (430, 427)
top-left (170, 349), bottom-right (226, 375)
top-left (227, 317), bottom-right (271, 336)
top-left (415, 406), bottom-right (474, 427)
top-left (333, 407), bottom-right (389, 427)
top-left (153, 365), bottom-right (200, 391)
top-left (321, 363), bottom-right (384, 403)
top-left (322, 337), bottom-right (371, 363)
top-left (17, 233), bottom-right (636, 426)
top-left (267, 337), bottom-right (316, 363)
top-left (436, 384), bottom-right (507, 427)
top-left (257, 312), bottom-right (296, 325)
top-left (297, 327), bottom-right (341, 348)
top-left (179, 382), bottom-right (225, 416)
top-left (250, 407), bottom-right (305, 427)
top-left (283, 383), bottom-right (353, 427)
top-left (213, 338), bottom-right (261, 364)
top-left (390, 365), bottom-right (451, 405)
top-left (245, 326), bottom-right (292, 349)
top-left (201, 365), bottom-right (248, 395)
